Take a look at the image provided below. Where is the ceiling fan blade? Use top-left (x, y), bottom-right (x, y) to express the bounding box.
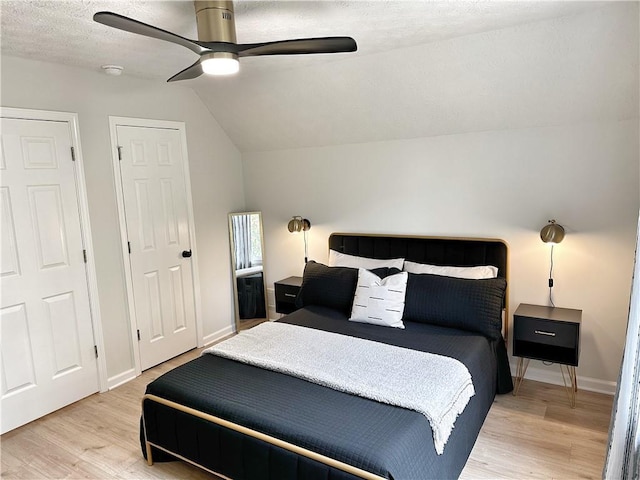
top-left (93, 11), bottom-right (206, 55)
top-left (167, 60), bottom-right (204, 83)
top-left (233, 37), bottom-right (357, 57)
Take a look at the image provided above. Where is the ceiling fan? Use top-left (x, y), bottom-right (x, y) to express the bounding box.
top-left (93, 0), bottom-right (357, 82)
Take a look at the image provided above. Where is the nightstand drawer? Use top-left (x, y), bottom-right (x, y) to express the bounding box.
top-left (514, 317), bottom-right (578, 349)
top-left (513, 304), bottom-right (581, 366)
top-left (275, 284), bottom-right (300, 303)
top-left (274, 276), bottom-right (302, 315)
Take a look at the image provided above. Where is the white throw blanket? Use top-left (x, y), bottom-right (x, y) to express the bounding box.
top-left (204, 322), bottom-right (474, 454)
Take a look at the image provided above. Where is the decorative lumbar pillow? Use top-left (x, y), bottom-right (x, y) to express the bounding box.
top-left (403, 260), bottom-right (498, 279)
top-left (349, 268), bottom-right (408, 329)
top-left (403, 273), bottom-right (506, 339)
top-left (329, 250), bottom-right (404, 270)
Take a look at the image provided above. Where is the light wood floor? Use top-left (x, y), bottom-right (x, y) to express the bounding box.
top-left (1, 348), bottom-right (613, 479)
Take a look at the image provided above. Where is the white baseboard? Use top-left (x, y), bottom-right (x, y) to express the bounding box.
top-left (107, 368), bottom-right (137, 390)
top-left (107, 328), bottom-right (234, 390)
top-left (510, 360), bottom-right (617, 395)
top-left (203, 324), bottom-right (235, 347)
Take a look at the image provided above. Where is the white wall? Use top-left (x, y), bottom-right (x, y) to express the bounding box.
top-left (245, 120), bottom-right (638, 392)
top-left (1, 56), bottom-right (245, 384)
top-left (242, 4), bottom-right (640, 392)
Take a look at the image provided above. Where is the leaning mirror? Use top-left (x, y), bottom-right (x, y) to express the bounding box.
top-left (228, 212), bottom-right (268, 331)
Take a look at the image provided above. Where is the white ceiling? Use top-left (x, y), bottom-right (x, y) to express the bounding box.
top-left (1, 0), bottom-right (620, 151)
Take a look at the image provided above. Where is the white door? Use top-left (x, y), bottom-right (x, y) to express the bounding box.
top-left (115, 125), bottom-right (197, 370)
top-left (0, 116), bottom-right (99, 433)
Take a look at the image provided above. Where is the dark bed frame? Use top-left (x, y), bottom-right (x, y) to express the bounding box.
top-left (142, 233), bottom-right (509, 479)
top-left (329, 233), bottom-right (509, 339)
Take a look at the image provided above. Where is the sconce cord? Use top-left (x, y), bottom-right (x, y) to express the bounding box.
top-left (304, 229), bottom-right (309, 263)
top-left (549, 244), bottom-right (555, 307)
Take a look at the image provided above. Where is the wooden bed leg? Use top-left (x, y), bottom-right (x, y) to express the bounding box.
top-left (142, 412), bottom-right (154, 466)
top-left (145, 440), bottom-right (154, 466)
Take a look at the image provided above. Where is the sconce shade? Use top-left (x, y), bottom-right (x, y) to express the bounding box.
top-left (287, 216), bottom-right (311, 233)
top-left (540, 220), bottom-right (565, 244)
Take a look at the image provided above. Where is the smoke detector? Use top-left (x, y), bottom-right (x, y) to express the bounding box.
top-left (101, 65), bottom-right (123, 76)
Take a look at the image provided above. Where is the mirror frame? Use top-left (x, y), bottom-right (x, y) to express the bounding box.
top-left (228, 211), bottom-right (268, 331)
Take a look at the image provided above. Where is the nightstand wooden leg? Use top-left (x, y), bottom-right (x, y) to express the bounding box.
top-left (513, 357), bottom-right (530, 396)
top-left (560, 364), bottom-right (577, 408)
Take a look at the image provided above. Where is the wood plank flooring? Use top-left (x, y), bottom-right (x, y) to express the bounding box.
top-left (460, 379), bottom-right (613, 479)
top-left (1, 348), bottom-right (613, 479)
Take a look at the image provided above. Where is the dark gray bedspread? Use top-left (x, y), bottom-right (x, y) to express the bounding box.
top-left (143, 306), bottom-right (498, 479)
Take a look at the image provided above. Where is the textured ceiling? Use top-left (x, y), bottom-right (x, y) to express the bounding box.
top-left (1, 0), bottom-right (608, 79)
top-left (1, 0), bottom-right (620, 151)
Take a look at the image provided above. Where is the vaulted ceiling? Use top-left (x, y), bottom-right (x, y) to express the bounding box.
top-left (2, 1), bottom-right (631, 152)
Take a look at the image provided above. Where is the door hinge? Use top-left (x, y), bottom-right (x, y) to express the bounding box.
top-left (94, 345), bottom-right (98, 358)
top-left (70, 146), bottom-right (76, 162)
top-left (83, 249), bottom-right (87, 263)
top-left (117, 146), bottom-right (122, 161)
top-left (128, 241), bottom-right (131, 254)
top-left (137, 329), bottom-right (141, 341)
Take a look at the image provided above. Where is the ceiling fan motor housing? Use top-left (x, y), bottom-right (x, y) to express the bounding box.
top-left (195, 1), bottom-right (236, 43)
top-left (195, 1), bottom-right (238, 64)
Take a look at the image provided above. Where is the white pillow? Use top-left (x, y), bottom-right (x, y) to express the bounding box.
top-left (403, 260), bottom-right (498, 279)
top-left (349, 269), bottom-right (408, 329)
top-left (329, 250), bottom-right (404, 270)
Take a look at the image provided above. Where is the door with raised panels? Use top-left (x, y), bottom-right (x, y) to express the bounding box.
top-left (115, 125), bottom-right (197, 370)
top-left (0, 116), bottom-right (99, 433)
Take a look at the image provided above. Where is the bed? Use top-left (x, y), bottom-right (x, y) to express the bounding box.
top-left (141, 233), bottom-right (513, 479)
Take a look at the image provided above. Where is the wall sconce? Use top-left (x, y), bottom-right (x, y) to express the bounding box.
top-left (287, 216), bottom-right (311, 263)
top-left (540, 219), bottom-right (565, 244)
top-left (540, 219), bottom-right (565, 306)
top-left (287, 216), bottom-right (311, 233)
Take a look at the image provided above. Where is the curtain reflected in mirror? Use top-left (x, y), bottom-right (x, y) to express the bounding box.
top-left (229, 212), bottom-right (268, 331)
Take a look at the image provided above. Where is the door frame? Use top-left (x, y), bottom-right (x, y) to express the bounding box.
top-left (108, 116), bottom-right (203, 376)
top-left (1, 107), bottom-right (108, 393)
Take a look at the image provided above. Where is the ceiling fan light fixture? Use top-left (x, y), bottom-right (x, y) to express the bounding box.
top-left (201, 52), bottom-right (239, 75)
top-left (93, 4), bottom-right (357, 83)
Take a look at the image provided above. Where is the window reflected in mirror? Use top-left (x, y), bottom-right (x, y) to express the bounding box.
top-left (229, 212), bottom-right (268, 331)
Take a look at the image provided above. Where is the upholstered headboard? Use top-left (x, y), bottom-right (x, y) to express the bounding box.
top-left (328, 233), bottom-right (510, 338)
